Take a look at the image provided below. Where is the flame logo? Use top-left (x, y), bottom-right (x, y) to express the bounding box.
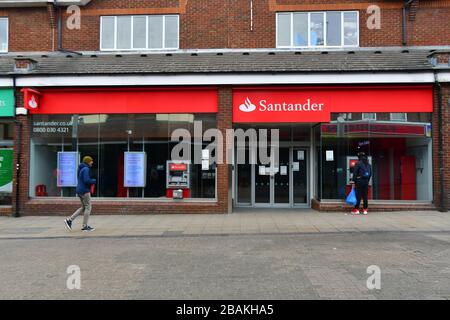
top-left (28, 95), bottom-right (38, 109)
top-left (239, 97), bottom-right (256, 113)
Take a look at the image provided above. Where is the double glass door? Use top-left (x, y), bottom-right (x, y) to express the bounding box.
top-left (236, 147), bottom-right (309, 207)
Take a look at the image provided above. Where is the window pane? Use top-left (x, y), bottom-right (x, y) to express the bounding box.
top-left (116, 16), bottom-right (132, 49)
top-left (362, 113), bottom-right (376, 120)
top-left (320, 113), bottom-right (432, 201)
top-left (148, 16), bottom-right (163, 49)
top-left (277, 13), bottom-right (291, 47)
top-left (98, 114), bottom-right (128, 197)
top-left (293, 13), bottom-right (308, 46)
top-left (310, 13), bottom-right (325, 46)
top-left (133, 16), bottom-right (147, 49)
top-left (164, 16), bottom-right (179, 48)
top-left (0, 19), bottom-right (7, 52)
top-left (101, 17), bottom-right (115, 49)
top-left (343, 12), bottom-right (358, 46)
top-left (390, 113), bottom-right (407, 121)
top-left (326, 11), bottom-right (342, 46)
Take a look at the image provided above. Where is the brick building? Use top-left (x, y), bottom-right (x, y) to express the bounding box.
top-left (0, 0), bottom-right (448, 216)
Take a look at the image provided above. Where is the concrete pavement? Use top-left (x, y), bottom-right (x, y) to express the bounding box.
top-left (1, 209), bottom-right (449, 239)
top-left (1, 231), bottom-right (450, 299)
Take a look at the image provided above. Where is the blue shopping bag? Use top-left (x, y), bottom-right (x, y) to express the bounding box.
top-left (346, 188), bottom-right (357, 206)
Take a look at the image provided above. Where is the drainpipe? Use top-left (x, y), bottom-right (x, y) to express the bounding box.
top-left (402, 0), bottom-right (415, 46)
top-left (12, 76), bottom-right (22, 218)
top-left (54, 0), bottom-right (82, 56)
top-left (434, 71), bottom-right (447, 212)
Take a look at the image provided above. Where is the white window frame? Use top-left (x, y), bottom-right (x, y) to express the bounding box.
top-left (343, 11), bottom-right (359, 47)
top-left (390, 113), bottom-right (408, 122)
top-left (0, 17), bottom-right (8, 53)
top-left (100, 15), bottom-right (179, 51)
top-left (276, 11), bottom-right (359, 49)
top-left (362, 113), bottom-right (377, 121)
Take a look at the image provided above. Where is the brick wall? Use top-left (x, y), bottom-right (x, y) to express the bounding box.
top-left (1, 0), bottom-right (450, 52)
top-left (432, 82), bottom-right (450, 211)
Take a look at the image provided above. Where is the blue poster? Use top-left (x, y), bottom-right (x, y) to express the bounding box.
top-left (124, 152), bottom-right (147, 187)
top-left (57, 152), bottom-right (79, 187)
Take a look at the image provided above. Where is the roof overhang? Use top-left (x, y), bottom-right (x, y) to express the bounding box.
top-left (0, 0), bottom-right (91, 7)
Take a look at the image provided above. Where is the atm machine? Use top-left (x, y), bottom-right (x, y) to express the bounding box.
top-left (166, 160), bottom-right (190, 199)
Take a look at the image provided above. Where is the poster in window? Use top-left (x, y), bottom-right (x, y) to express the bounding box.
top-left (124, 152), bottom-right (147, 187)
top-left (57, 152), bottom-right (79, 187)
top-left (0, 149), bottom-right (13, 192)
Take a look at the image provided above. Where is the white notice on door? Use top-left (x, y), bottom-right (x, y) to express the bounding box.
top-left (202, 159), bottom-right (209, 170)
top-left (259, 166), bottom-right (266, 175)
top-left (326, 150), bottom-right (334, 161)
top-left (202, 149), bottom-right (210, 160)
top-left (297, 150), bottom-right (305, 160)
top-left (293, 162), bottom-right (300, 171)
top-left (281, 166), bottom-right (287, 175)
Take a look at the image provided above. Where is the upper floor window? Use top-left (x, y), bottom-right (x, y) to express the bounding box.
top-left (276, 11), bottom-right (359, 48)
top-left (0, 18), bottom-right (8, 53)
top-left (100, 15), bottom-right (179, 51)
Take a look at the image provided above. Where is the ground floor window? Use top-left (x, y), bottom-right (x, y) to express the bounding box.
top-left (30, 114), bottom-right (217, 199)
top-left (316, 113), bottom-right (433, 201)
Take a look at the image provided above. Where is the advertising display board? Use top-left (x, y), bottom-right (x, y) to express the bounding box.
top-left (57, 152), bottom-right (79, 187)
top-left (124, 152), bottom-right (147, 188)
top-left (0, 149), bottom-right (13, 192)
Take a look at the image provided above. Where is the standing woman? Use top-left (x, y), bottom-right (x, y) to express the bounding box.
top-left (351, 152), bottom-right (372, 215)
top-left (64, 156), bottom-right (97, 231)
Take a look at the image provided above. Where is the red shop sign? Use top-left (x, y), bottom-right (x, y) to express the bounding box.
top-left (169, 163), bottom-right (187, 171)
top-left (25, 87), bottom-right (218, 114)
top-left (233, 85), bottom-right (433, 123)
top-left (22, 88), bottom-right (42, 111)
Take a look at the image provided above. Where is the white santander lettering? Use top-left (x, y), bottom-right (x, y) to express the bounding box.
top-left (259, 100), bottom-right (267, 111)
top-left (254, 98), bottom-right (324, 113)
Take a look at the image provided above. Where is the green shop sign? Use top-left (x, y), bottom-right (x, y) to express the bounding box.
top-left (0, 89), bottom-right (14, 117)
top-left (0, 149), bottom-right (13, 193)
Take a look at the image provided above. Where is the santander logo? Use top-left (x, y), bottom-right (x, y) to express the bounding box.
top-left (28, 95), bottom-right (38, 109)
top-left (238, 97), bottom-right (325, 113)
top-left (239, 97), bottom-right (257, 113)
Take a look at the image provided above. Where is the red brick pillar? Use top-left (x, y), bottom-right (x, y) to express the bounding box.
top-left (12, 90), bottom-right (31, 217)
top-left (217, 86), bottom-right (233, 214)
top-left (433, 82), bottom-right (450, 211)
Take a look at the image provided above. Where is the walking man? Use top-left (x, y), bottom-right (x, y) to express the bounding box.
top-left (351, 152), bottom-right (372, 215)
top-left (65, 156), bottom-right (96, 231)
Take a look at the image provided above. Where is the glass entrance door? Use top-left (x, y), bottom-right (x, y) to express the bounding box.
top-left (293, 148), bottom-right (308, 205)
top-left (273, 147), bottom-right (290, 205)
top-left (255, 147), bottom-right (271, 205)
top-left (235, 146), bottom-right (309, 208)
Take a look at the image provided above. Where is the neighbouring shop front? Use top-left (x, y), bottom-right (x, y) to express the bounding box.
top-left (0, 88), bottom-right (14, 208)
top-left (231, 85), bottom-right (434, 209)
